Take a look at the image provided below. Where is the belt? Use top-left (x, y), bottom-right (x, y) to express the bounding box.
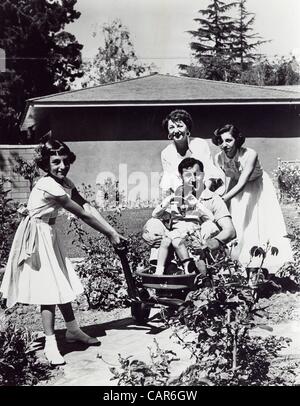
top-left (33, 217), bottom-right (56, 225)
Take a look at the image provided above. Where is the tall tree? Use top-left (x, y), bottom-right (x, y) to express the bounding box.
top-left (0, 0), bottom-right (83, 143)
top-left (230, 0), bottom-right (268, 71)
top-left (179, 0), bottom-right (238, 81)
top-left (80, 19), bottom-right (155, 88)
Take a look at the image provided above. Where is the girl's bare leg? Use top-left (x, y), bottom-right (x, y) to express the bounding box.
top-left (41, 305), bottom-right (56, 335)
top-left (41, 305), bottom-right (65, 366)
top-left (58, 302), bottom-right (100, 346)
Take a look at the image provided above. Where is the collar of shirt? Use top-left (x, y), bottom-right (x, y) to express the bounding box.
top-left (175, 140), bottom-right (192, 156)
top-left (199, 188), bottom-right (215, 201)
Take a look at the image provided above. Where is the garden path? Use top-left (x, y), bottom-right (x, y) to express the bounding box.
top-left (38, 296), bottom-right (300, 386)
top-left (37, 308), bottom-right (193, 386)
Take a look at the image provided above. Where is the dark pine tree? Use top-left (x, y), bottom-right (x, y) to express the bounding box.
top-left (179, 0), bottom-right (238, 81)
top-left (0, 0), bottom-right (83, 143)
top-left (230, 0), bottom-right (269, 72)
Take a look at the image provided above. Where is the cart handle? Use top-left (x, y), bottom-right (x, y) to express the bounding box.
top-left (114, 243), bottom-right (139, 300)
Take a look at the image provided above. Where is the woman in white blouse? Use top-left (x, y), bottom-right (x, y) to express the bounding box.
top-left (160, 109), bottom-right (223, 197)
top-left (212, 124), bottom-right (293, 273)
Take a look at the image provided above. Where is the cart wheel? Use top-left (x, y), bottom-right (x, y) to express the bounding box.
top-left (131, 302), bottom-right (151, 325)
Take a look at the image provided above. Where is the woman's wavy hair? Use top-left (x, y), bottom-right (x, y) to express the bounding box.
top-left (34, 132), bottom-right (76, 172)
top-left (162, 109), bottom-right (193, 135)
top-left (212, 124), bottom-right (245, 148)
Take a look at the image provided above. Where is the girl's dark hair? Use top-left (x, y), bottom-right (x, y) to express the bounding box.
top-left (162, 109), bottom-right (193, 134)
top-left (212, 124), bottom-right (245, 148)
top-left (34, 133), bottom-right (76, 172)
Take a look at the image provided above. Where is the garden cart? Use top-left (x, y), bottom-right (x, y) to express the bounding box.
top-left (115, 244), bottom-right (201, 324)
top-left (115, 239), bottom-right (262, 324)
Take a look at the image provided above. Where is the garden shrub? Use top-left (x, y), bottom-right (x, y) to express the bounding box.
top-left (110, 339), bottom-right (179, 386)
top-left (0, 316), bottom-right (52, 386)
top-left (13, 155), bottom-right (40, 191)
top-left (81, 177), bottom-right (158, 210)
top-left (164, 247), bottom-right (297, 386)
top-left (277, 224), bottom-right (300, 285)
top-left (0, 156), bottom-right (40, 267)
top-left (274, 161), bottom-right (300, 204)
top-left (0, 156), bottom-right (39, 264)
top-left (69, 209), bottom-right (149, 310)
top-left (167, 288), bottom-right (292, 386)
top-left (96, 178), bottom-right (126, 210)
top-left (110, 333), bottom-right (295, 386)
top-left (0, 177), bottom-right (19, 268)
top-left (110, 246), bottom-right (298, 386)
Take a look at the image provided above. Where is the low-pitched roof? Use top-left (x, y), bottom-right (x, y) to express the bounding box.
top-left (27, 73), bottom-right (300, 105)
top-left (20, 74), bottom-right (300, 131)
top-left (265, 85), bottom-right (300, 93)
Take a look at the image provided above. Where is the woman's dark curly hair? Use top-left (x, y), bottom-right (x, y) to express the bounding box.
top-left (212, 124), bottom-right (245, 148)
top-left (34, 133), bottom-right (76, 172)
top-left (162, 109), bottom-right (193, 135)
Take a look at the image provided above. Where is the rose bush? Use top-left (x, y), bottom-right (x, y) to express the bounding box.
top-left (274, 162), bottom-right (300, 204)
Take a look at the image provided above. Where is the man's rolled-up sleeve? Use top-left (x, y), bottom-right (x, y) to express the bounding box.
top-left (211, 195), bottom-right (231, 222)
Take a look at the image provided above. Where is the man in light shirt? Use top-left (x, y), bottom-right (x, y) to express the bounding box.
top-left (143, 157), bottom-right (235, 274)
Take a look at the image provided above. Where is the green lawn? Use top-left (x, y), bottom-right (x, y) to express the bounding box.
top-left (57, 207), bottom-right (153, 258)
top-left (57, 203), bottom-right (299, 258)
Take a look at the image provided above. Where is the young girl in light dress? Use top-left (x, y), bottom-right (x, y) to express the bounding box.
top-left (212, 124), bottom-right (293, 272)
top-left (0, 136), bottom-right (125, 366)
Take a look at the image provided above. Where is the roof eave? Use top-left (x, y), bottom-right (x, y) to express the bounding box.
top-left (20, 97), bottom-right (300, 131)
top-left (30, 99), bottom-right (300, 107)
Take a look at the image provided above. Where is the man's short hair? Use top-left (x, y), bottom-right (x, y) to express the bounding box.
top-left (178, 157), bottom-right (204, 175)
